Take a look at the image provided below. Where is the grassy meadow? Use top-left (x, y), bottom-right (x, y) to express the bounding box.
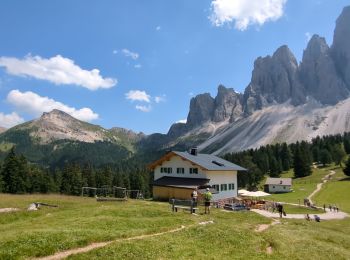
top-left (0, 164), bottom-right (349, 260)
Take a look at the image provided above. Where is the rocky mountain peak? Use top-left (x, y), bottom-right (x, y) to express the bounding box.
top-left (299, 33), bottom-right (349, 105)
top-left (331, 6), bottom-right (350, 88)
top-left (304, 35), bottom-right (329, 60)
top-left (186, 93), bottom-right (215, 127)
top-left (213, 85), bottom-right (243, 122)
top-left (243, 44), bottom-right (301, 114)
top-left (272, 45), bottom-right (298, 67)
top-left (40, 109), bottom-right (75, 122)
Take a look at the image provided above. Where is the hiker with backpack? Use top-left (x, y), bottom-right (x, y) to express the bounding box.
top-left (204, 188), bottom-right (212, 214)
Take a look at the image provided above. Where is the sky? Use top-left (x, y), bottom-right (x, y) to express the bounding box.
top-left (0, 0), bottom-right (349, 134)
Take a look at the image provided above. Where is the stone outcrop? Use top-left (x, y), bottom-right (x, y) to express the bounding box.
top-left (243, 45), bottom-right (305, 114)
top-left (213, 85), bottom-right (243, 122)
top-left (186, 93), bottom-right (215, 127)
top-left (331, 6), bottom-right (350, 88)
top-left (299, 35), bottom-right (348, 104)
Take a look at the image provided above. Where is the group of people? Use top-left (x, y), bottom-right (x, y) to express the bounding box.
top-left (323, 204), bottom-right (339, 212)
top-left (191, 187), bottom-right (212, 214)
top-left (305, 214), bottom-right (321, 222)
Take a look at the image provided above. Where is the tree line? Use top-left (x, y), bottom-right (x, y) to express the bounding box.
top-left (0, 147), bottom-right (152, 197)
top-left (223, 132), bottom-right (350, 189)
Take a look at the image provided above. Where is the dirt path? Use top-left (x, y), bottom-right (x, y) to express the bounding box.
top-left (0, 208), bottom-right (19, 213)
top-left (255, 219), bottom-right (280, 232)
top-left (252, 170), bottom-right (348, 220)
top-left (35, 221), bottom-right (214, 260)
top-left (308, 170), bottom-right (336, 204)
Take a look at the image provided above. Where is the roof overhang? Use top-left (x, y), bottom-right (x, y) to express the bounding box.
top-left (148, 151), bottom-right (207, 171)
top-left (153, 176), bottom-right (210, 189)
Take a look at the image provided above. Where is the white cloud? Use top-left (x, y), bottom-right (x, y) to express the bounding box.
top-left (112, 50), bottom-right (118, 54)
top-left (156, 26), bottom-right (161, 31)
top-left (135, 105), bottom-right (151, 112)
top-left (210, 0), bottom-right (287, 31)
top-left (0, 112), bottom-right (24, 128)
top-left (154, 95), bottom-right (166, 103)
top-left (125, 90), bottom-right (151, 103)
top-left (134, 64), bottom-right (142, 69)
top-left (7, 89), bottom-right (99, 122)
top-left (176, 119), bottom-right (187, 124)
top-left (305, 32), bottom-right (312, 42)
top-left (121, 49), bottom-right (139, 60)
top-left (0, 54), bottom-right (117, 90)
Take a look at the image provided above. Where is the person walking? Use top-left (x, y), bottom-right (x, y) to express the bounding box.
top-left (191, 188), bottom-right (198, 203)
top-left (204, 188), bottom-right (212, 214)
top-left (323, 204), bottom-right (326, 212)
top-left (191, 188), bottom-right (198, 213)
top-left (277, 203), bottom-right (284, 218)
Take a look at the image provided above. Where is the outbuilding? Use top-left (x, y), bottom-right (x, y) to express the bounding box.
top-left (264, 177), bottom-right (292, 193)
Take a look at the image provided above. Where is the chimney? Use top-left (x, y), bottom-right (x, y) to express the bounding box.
top-left (190, 147), bottom-right (198, 156)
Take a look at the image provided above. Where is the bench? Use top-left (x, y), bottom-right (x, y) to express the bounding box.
top-left (169, 199), bottom-right (198, 213)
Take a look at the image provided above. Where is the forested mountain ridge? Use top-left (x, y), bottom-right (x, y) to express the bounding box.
top-left (1, 7), bottom-right (350, 165)
top-left (0, 109), bottom-right (145, 167)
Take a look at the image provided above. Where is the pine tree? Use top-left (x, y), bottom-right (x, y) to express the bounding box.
top-left (70, 164), bottom-right (83, 195)
top-left (343, 158), bottom-right (350, 177)
top-left (331, 144), bottom-right (346, 167)
top-left (344, 138), bottom-right (350, 154)
top-left (1, 148), bottom-right (28, 193)
top-left (269, 156), bottom-right (281, 177)
top-left (293, 144), bottom-right (312, 178)
top-left (281, 143), bottom-right (292, 171)
top-left (319, 149), bottom-right (332, 166)
top-left (60, 164), bottom-right (72, 194)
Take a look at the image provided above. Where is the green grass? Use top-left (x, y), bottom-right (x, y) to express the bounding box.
top-left (313, 168), bottom-right (350, 213)
top-left (282, 204), bottom-right (323, 214)
top-left (1, 167), bottom-right (350, 260)
top-left (68, 214), bottom-right (350, 260)
top-left (0, 195), bottom-right (200, 259)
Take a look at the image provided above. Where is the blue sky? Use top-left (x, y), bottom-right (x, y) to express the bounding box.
top-left (0, 0), bottom-right (349, 134)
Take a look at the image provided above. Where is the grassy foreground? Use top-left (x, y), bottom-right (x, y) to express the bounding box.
top-left (1, 192), bottom-right (350, 259)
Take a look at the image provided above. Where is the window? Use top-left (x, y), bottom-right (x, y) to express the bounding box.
top-left (189, 168), bottom-right (198, 174)
top-left (212, 184), bottom-right (220, 192)
top-left (220, 184), bottom-right (228, 191)
top-left (176, 168), bottom-right (184, 174)
top-left (228, 183), bottom-right (235, 190)
top-left (283, 186), bottom-right (286, 189)
top-left (160, 167), bottom-right (172, 174)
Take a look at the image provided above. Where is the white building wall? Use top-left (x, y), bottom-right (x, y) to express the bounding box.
top-left (205, 170), bottom-right (238, 201)
top-left (154, 155), bottom-right (206, 180)
top-left (268, 185), bottom-right (291, 193)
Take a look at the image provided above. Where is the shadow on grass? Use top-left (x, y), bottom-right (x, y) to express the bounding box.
top-left (339, 177), bottom-right (350, 181)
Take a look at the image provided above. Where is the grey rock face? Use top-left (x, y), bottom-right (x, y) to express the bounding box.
top-left (167, 122), bottom-right (188, 138)
top-left (186, 93), bottom-right (215, 127)
top-left (331, 6), bottom-right (350, 88)
top-left (300, 35), bottom-right (349, 104)
top-left (243, 45), bottom-right (304, 114)
top-left (213, 85), bottom-right (243, 122)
